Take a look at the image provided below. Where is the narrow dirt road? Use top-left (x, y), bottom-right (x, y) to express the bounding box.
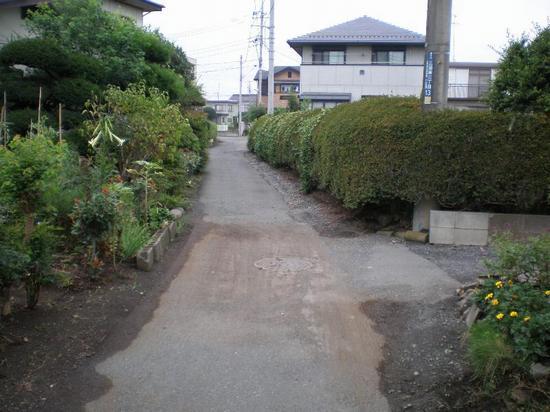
top-left (85, 135), bottom-right (461, 412)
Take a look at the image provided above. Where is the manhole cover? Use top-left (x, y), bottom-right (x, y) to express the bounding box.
top-left (254, 257), bottom-right (315, 274)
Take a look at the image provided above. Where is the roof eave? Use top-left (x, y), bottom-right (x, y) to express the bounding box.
top-left (288, 39), bottom-right (425, 47)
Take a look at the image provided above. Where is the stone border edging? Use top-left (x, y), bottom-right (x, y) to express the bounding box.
top-left (136, 208), bottom-right (185, 272)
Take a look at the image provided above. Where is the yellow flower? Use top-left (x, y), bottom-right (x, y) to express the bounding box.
top-left (491, 299), bottom-right (499, 306)
top-left (545, 290), bottom-right (550, 296)
top-left (484, 293), bottom-right (494, 300)
top-left (496, 313), bottom-right (504, 320)
top-left (495, 281), bottom-right (504, 289)
top-left (510, 311), bottom-right (518, 318)
top-left (523, 316), bottom-right (531, 322)
top-left (508, 280), bottom-right (513, 286)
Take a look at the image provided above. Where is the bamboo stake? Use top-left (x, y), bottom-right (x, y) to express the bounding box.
top-left (58, 103), bottom-right (63, 142)
top-left (37, 86), bottom-right (42, 122)
top-left (1, 91), bottom-right (6, 147)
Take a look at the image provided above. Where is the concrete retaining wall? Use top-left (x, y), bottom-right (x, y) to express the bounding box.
top-left (136, 208), bottom-right (185, 271)
top-left (430, 210), bottom-right (550, 246)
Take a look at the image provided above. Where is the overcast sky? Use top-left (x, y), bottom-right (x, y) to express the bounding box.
top-left (144, 0), bottom-right (550, 100)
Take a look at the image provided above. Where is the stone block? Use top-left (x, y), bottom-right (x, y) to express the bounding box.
top-left (413, 198), bottom-right (440, 231)
top-left (429, 227), bottom-right (454, 245)
top-left (454, 228), bottom-right (488, 246)
top-left (153, 228), bottom-right (170, 262)
top-left (169, 208), bottom-right (184, 221)
top-left (168, 221), bottom-right (177, 241)
top-left (404, 231), bottom-right (429, 243)
top-left (136, 246), bottom-right (154, 272)
top-left (455, 212), bottom-right (490, 230)
top-left (430, 210), bottom-right (455, 229)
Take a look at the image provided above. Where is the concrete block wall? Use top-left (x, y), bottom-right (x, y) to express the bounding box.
top-left (430, 211), bottom-right (550, 246)
top-left (430, 211), bottom-right (489, 246)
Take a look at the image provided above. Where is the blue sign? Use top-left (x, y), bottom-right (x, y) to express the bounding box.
top-left (424, 51), bottom-right (434, 101)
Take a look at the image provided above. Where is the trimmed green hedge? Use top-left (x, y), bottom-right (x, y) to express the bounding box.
top-left (249, 98), bottom-right (550, 212)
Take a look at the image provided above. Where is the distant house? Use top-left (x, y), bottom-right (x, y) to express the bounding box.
top-left (288, 16), bottom-right (497, 109)
top-left (205, 99), bottom-right (237, 131)
top-left (229, 94), bottom-right (257, 114)
top-left (206, 94), bottom-right (258, 131)
top-left (0, 0), bottom-right (164, 45)
top-left (254, 66), bottom-right (300, 108)
top-left (448, 62), bottom-right (498, 108)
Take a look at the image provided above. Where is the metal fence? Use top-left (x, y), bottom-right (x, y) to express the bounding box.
top-left (448, 83), bottom-right (490, 99)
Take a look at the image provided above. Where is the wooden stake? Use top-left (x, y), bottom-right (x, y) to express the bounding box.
top-left (58, 103), bottom-right (63, 142)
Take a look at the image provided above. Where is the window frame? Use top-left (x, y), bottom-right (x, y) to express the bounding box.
top-left (312, 46), bottom-right (347, 65)
top-left (371, 46), bottom-right (407, 66)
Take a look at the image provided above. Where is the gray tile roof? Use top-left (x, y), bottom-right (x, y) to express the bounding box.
top-left (288, 16), bottom-right (425, 47)
top-left (229, 94), bottom-right (257, 103)
top-left (254, 66), bottom-right (300, 81)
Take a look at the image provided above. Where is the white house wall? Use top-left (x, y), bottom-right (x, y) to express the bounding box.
top-left (448, 68), bottom-right (470, 98)
top-left (301, 65), bottom-right (424, 100)
top-left (102, 0), bottom-right (144, 25)
top-left (0, 1), bottom-right (144, 44)
top-left (0, 7), bottom-right (28, 45)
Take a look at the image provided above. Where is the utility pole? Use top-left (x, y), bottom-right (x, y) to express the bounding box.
top-left (267, 0), bottom-right (275, 114)
top-left (257, 0), bottom-right (265, 106)
top-left (422, 0), bottom-right (452, 111)
top-left (238, 55), bottom-right (243, 136)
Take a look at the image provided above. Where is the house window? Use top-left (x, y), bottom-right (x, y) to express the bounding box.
top-left (359, 69), bottom-right (365, 75)
top-left (372, 47), bottom-right (406, 65)
top-left (287, 71), bottom-right (292, 78)
top-left (280, 84), bottom-right (299, 93)
top-left (312, 47), bottom-right (346, 65)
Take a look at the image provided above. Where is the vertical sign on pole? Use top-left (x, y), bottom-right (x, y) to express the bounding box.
top-left (423, 51), bottom-right (434, 105)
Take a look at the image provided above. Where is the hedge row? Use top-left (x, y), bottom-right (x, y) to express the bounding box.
top-left (249, 97), bottom-right (550, 212)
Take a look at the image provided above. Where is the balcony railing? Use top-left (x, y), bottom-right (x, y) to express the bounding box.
top-left (448, 83), bottom-right (490, 99)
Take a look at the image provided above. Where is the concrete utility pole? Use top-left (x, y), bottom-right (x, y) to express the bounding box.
top-left (257, 0), bottom-right (265, 106)
top-left (267, 0), bottom-right (275, 114)
top-left (238, 55), bottom-right (243, 136)
top-left (422, 0), bottom-right (452, 111)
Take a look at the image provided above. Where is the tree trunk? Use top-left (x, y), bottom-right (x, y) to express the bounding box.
top-left (25, 276), bottom-right (40, 310)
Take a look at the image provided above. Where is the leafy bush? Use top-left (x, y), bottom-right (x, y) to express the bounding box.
top-left (474, 235), bottom-right (550, 363)
top-left (0, 131), bottom-right (67, 308)
top-left (488, 25), bottom-right (550, 113)
top-left (148, 205), bottom-right (172, 232)
top-left (249, 97), bottom-right (550, 212)
top-left (94, 83), bottom-right (200, 174)
top-left (120, 220), bottom-right (150, 260)
top-left (244, 105), bottom-right (267, 123)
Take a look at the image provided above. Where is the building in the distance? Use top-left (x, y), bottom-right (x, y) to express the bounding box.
top-left (206, 94), bottom-right (258, 131)
top-left (288, 16), bottom-right (497, 109)
top-left (0, 0), bottom-right (164, 45)
top-left (254, 66), bottom-right (300, 109)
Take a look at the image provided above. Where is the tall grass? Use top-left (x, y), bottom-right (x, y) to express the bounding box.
top-left (120, 220), bottom-right (150, 260)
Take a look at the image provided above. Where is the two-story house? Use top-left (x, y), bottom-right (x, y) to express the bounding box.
top-left (254, 66), bottom-right (300, 108)
top-left (206, 94), bottom-right (258, 131)
top-left (288, 16), bottom-right (498, 109)
top-left (0, 0), bottom-right (163, 45)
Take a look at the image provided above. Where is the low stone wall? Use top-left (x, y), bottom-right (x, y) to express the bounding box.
top-left (136, 208), bottom-right (185, 271)
top-left (430, 210), bottom-right (550, 246)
